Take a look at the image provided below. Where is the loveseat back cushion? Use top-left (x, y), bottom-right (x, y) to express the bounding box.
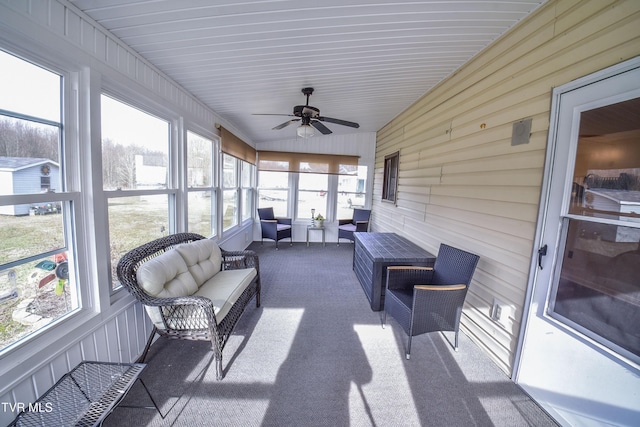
top-left (136, 249), bottom-right (198, 298)
top-left (175, 238), bottom-right (222, 287)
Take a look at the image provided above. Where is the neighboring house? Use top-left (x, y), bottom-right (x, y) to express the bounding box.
top-left (0, 157), bottom-right (60, 216)
top-left (134, 154), bottom-right (167, 189)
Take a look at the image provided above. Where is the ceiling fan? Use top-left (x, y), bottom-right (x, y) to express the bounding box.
top-left (254, 87), bottom-right (360, 138)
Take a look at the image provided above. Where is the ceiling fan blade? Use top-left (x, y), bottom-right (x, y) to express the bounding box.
top-left (273, 119), bottom-right (299, 130)
top-left (310, 120), bottom-right (332, 135)
top-left (253, 113), bottom-right (295, 117)
top-left (318, 116), bottom-right (360, 128)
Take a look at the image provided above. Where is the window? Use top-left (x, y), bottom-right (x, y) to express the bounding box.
top-left (549, 97), bottom-right (640, 359)
top-left (101, 94), bottom-right (172, 290)
top-left (187, 131), bottom-right (216, 237)
top-left (337, 166), bottom-right (367, 219)
top-left (222, 154), bottom-right (238, 230)
top-left (258, 171), bottom-right (289, 217)
top-left (257, 151), bottom-right (366, 220)
top-left (0, 50), bottom-right (79, 352)
top-left (40, 176), bottom-right (51, 191)
top-left (241, 161), bottom-right (254, 222)
top-left (382, 151), bottom-right (399, 203)
top-left (297, 173), bottom-right (328, 220)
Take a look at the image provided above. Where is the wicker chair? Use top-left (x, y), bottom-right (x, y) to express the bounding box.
top-left (257, 207), bottom-right (292, 249)
top-left (337, 208), bottom-right (371, 245)
top-left (116, 233), bottom-right (260, 380)
top-left (382, 243), bottom-right (479, 359)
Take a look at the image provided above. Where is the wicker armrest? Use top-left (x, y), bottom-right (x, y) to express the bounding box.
top-left (221, 249), bottom-right (259, 270)
top-left (385, 266), bottom-right (434, 291)
top-left (144, 294), bottom-right (214, 308)
top-left (338, 218), bottom-right (352, 225)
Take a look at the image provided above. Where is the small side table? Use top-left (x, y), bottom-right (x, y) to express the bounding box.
top-left (306, 226), bottom-right (326, 246)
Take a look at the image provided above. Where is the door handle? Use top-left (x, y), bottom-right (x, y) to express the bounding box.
top-left (538, 244), bottom-right (548, 269)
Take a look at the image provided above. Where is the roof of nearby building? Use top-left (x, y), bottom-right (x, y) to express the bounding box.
top-left (0, 157), bottom-right (58, 172)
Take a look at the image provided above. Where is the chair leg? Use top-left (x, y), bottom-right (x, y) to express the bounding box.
top-left (406, 334), bottom-right (412, 360)
top-left (136, 326), bottom-right (158, 363)
top-left (454, 329), bottom-right (459, 351)
top-left (381, 309), bottom-right (387, 328)
top-left (215, 357), bottom-right (224, 381)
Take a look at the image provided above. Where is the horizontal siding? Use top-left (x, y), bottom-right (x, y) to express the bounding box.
top-left (373, 0), bottom-right (640, 375)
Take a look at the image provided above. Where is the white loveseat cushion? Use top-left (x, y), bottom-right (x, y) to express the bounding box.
top-left (136, 249), bottom-right (198, 298)
top-left (135, 238), bottom-right (255, 329)
top-left (136, 249), bottom-right (200, 329)
top-left (194, 268), bottom-right (257, 322)
top-left (175, 238), bottom-right (222, 286)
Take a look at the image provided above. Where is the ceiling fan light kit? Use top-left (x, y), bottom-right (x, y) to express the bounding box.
top-left (297, 123), bottom-right (315, 138)
top-left (254, 87), bottom-right (359, 138)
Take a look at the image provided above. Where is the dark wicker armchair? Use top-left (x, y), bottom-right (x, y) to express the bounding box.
top-left (382, 243), bottom-right (479, 358)
top-left (257, 207), bottom-right (292, 249)
top-left (116, 233), bottom-right (260, 380)
top-left (337, 208), bottom-right (371, 244)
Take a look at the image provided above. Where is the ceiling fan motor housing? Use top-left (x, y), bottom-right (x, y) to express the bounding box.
top-left (293, 105), bottom-right (320, 117)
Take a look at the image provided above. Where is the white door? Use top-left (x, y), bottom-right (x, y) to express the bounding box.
top-left (516, 58), bottom-right (640, 426)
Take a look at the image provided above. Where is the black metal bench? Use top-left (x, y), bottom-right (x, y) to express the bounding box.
top-left (10, 361), bottom-right (160, 427)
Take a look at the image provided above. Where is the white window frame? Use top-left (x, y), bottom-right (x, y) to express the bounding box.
top-left (186, 129), bottom-right (219, 238)
top-left (99, 92), bottom-right (177, 294)
top-left (0, 48), bottom-right (96, 365)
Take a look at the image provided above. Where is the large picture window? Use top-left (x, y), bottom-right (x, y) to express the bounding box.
top-left (0, 50), bottom-right (79, 352)
top-left (257, 151), bottom-right (366, 221)
top-left (222, 154), bottom-right (238, 231)
top-left (337, 166), bottom-right (367, 219)
top-left (258, 171), bottom-right (289, 217)
top-left (297, 172), bottom-right (328, 220)
top-left (241, 160), bottom-right (254, 222)
top-left (101, 94), bottom-right (172, 290)
top-left (187, 131), bottom-right (217, 237)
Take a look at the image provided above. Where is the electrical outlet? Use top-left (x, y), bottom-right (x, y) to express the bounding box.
top-left (491, 298), bottom-right (509, 328)
top-left (491, 298), bottom-right (503, 322)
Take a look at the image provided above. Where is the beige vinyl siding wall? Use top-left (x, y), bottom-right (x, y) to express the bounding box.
top-left (372, 0), bottom-right (640, 375)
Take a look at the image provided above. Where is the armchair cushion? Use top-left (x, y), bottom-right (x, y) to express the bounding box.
top-left (338, 223), bottom-right (357, 233)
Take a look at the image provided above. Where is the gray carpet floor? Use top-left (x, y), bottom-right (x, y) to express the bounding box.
top-left (105, 241), bottom-right (558, 426)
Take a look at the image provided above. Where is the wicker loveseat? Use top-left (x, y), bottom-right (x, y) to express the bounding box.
top-left (116, 233), bottom-right (260, 380)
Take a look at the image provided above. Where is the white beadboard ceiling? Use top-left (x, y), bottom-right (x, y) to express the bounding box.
top-left (68, 0), bottom-right (545, 144)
